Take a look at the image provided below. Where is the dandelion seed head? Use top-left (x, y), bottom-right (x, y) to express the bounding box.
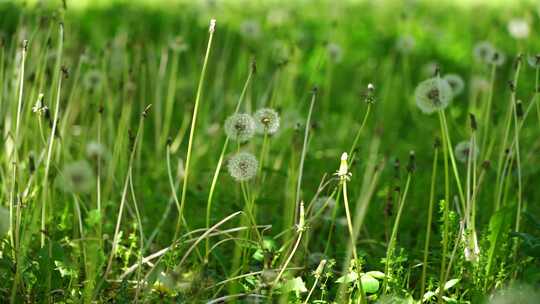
top-left (526, 53), bottom-right (540, 68)
top-left (443, 74), bottom-right (465, 96)
top-left (254, 108), bottom-right (280, 135)
top-left (414, 77), bottom-right (453, 114)
top-left (224, 113), bottom-right (256, 142)
top-left (227, 152), bottom-right (258, 182)
top-left (473, 41), bottom-right (495, 63)
top-left (507, 18), bottom-right (530, 39)
top-left (488, 49), bottom-right (506, 66)
top-left (61, 161), bottom-right (95, 193)
top-left (454, 141), bottom-right (479, 163)
top-left (327, 42), bottom-right (343, 63)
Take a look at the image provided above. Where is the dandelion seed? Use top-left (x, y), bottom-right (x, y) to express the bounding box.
top-left (0, 206), bottom-right (9, 237)
top-left (526, 53), bottom-right (540, 68)
top-left (454, 141), bottom-right (479, 163)
top-left (507, 18), bottom-right (530, 39)
top-left (227, 152), bottom-right (258, 182)
top-left (326, 42), bottom-right (343, 63)
top-left (254, 108), bottom-right (280, 135)
top-left (224, 113), bottom-right (256, 142)
top-left (443, 74), bottom-right (465, 96)
top-left (414, 77), bottom-right (453, 114)
top-left (60, 161), bottom-right (95, 193)
top-left (396, 35), bottom-right (415, 53)
top-left (473, 41), bottom-right (495, 63)
top-left (240, 20), bottom-right (261, 39)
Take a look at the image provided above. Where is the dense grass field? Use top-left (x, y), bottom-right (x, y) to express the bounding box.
top-left (1, 0), bottom-right (540, 303)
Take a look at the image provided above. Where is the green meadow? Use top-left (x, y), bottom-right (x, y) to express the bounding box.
top-left (0, 0), bottom-right (539, 302)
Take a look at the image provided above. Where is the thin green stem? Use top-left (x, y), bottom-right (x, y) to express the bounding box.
top-left (176, 20), bottom-right (216, 240)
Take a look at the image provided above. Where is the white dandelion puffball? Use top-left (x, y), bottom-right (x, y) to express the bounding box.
top-left (454, 141), bottom-right (479, 163)
top-left (227, 152), bottom-right (258, 182)
top-left (507, 18), bottom-right (530, 39)
top-left (0, 206), bottom-right (9, 237)
top-left (488, 49), bottom-right (506, 66)
top-left (254, 108), bottom-right (280, 135)
top-left (527, 53), bottom-right (540, 68)
top-left (327, 42), bottom-right (343, 63)
top-left (61, 161), bottom-right (95, 193)
top-left (473, 41), bottom-right (495, 63)
top-left (414, 77), bottom-right (453, 114)
top-left (443, 74), bottom-right (465, 96)
top-left (224, 113), bottom-right (256, 142)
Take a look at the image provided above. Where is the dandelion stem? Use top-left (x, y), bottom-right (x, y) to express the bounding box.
top-left (175, 19), bottom-right (216, 240)
top-left (421, 145), bottom-right (438, 298)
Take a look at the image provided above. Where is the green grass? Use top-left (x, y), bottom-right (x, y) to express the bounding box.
top-left (0, 0), bottom-right (539, 303)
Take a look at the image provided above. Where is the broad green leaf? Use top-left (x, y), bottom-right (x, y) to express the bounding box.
top-left (360, 274), bottom-right (380, 293)
top-left (444, 278), bottom-right (460, 290)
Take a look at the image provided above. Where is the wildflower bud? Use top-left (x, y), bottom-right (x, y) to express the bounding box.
top-left (22, 39), bottom-right (28, 51)
top-left (516, 101), bottom-right (523, 118)
top-left (407, 151), bottom-right (416, 173)
top-left (209, 19), bottom-right (216, 33)
top-left (311, 86), bottom-right (319, 95)
top-left (469, 113), bottom-right (477, 131)
top-left (166, 137), bottom-right (173, 146)
top-left (363, 83), bottom-right (376, 104)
